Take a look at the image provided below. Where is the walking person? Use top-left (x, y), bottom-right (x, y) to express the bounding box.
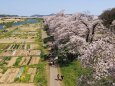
top-left (57, 74), bottom-right (60, 80)
top-left (61, 75), bottom-right (64, 80)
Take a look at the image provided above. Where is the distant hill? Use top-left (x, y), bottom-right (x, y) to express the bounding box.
top-left (30, 14), bottom-right (55, 17)
top-left (0, 14), bottom-right (19, 17)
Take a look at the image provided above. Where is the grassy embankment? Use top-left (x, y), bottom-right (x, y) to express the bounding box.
top-left (60, 61), bottom-right (92, 86)
top-left (34, 21), bottom-right (49, 86)
top-left (34, 60), bottom-right (47, 86)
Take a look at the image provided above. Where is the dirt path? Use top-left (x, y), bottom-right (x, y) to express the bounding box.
top-left (49, 66), bottom-right (61, 86)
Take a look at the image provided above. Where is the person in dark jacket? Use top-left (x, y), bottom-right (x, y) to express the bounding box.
top-left (61, 75), bottom-right (64, 80)
top-left (57, 74), bottom-right (60, 80)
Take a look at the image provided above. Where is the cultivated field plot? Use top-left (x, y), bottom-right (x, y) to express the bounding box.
top-left (0, 56), bottom-right (20, 67)
top-left (0, 56), bottom-right (12, 67)
top-left (0, 57), bottom-right (39, 83)
top-left (0, 73), bottom-right (3, 78)
top-left (12, 31), bottom-right (37, 35)
top-left (30, 44), bottom-right (38, 50)
top-left (0, 38), bottom-right (35, 43)
top-left (7, 57), bottom-right (18, 67)
top-left (0, 68), bottom-right (19, 83)
top-left (0, 49), bottom-right (41, 57)
top-left (0, 19), bottom-right (24, 23)
top-left (11, 33), bottom-right (37, 40)
top-left (0, 44), bottom-right (10, 51)
top-left (0, 68), bottom-right (4, 78)
top-left (8, 44), bottom-right (29, 50)
top-left (17, 24), bottom-right (39, 32)
top-left (29, 50), bottom-right (41, 56)
top-left (0, 51), bottom-right (13, 57)
top-left (19, 57), bottom-right (40, 66)
top-left (0, 58), bottom-right (2, 62)
top-left (14, 67), bottom-right (37, 83)
top-left (19, 57), bottom-right (31, 65)
top-left (29, 57), bottom-right (40, 65)
top-left (27, 68), bottom-right (37, 82)
top-left (0, 68), bottom-right (37, 83)
top-left (15, 50), bottom-right (41, 56)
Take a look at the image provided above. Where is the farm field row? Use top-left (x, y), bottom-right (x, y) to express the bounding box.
top-left (0, 43), bottom-right (39, 51)
top-left (0, 67), bottom-right (37, 83)
top-left (0, 38), bottom-right (35, 43)
top-left (0, 56), bottom-right (40, 67)
top-left (0, 50), bottom-right (41, 57)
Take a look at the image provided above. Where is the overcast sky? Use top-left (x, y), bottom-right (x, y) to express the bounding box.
top-left (0, 0), bottom-right (115, 16)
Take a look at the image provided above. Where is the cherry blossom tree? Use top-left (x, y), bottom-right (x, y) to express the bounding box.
top-left (43, 11), bottom-right (115, 83)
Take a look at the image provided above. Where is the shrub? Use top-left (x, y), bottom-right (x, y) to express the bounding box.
top-left (99, 8), bottom-right (115, 28)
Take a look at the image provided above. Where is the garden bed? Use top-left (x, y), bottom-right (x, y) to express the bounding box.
top-left (29, 50), bottom-right (41, 56)
top-left (0, 56), bottom-right (11, 67)
top-left (27, 68), bottom-right (37, 82)
top-left (7, 57), bottom-right (18, 67)
top-left (13, 56), bottom-right (22, 66)
top-left (0, 68), bottom-right (19, 83)
top-left (19, 57), bottom-right (30, 66)
top-left (29, 57), bottom-right (40, 65)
